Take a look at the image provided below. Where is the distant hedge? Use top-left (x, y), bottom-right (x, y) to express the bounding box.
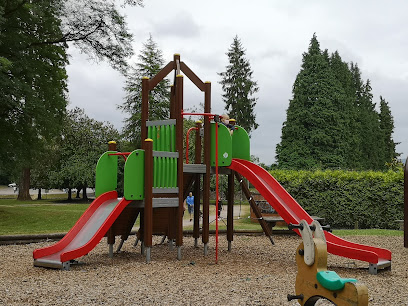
top-left (269, 169), bottom-right (403, 229)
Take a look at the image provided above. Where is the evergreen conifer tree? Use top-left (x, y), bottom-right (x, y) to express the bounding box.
top-left (120, 34), bottom-right (170, 148)
top-left (329, 51), bottom-right (360, 169)
top-left (276, 34), bottom-right (348, 169)
top-left (358, 80), bottom-right (383, 169)
top-left (218, 36), bottom-right (259, 135)
top-left (379, 96), bottom-right (398, 165)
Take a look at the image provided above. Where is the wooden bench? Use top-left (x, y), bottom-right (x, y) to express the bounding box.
top-left (263, 216), bottom-right (325, 232)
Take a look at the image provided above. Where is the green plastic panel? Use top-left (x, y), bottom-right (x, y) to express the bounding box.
top-left (211, 123), bottom-right (232, 167)
top-left (124, 149), bottom-right (145, 200)
top-left (232, 125), bottom-right (250, 161)
top-left (316, 271), bottom-right (357, 291)
top-left (95, 151), bottom-right (118, 197)
top-left (153, 156), bottom-right (178, 188)
top-left (170, 125), bottom-right (176, 152)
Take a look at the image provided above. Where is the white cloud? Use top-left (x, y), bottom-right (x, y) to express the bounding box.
top-left (66, 0), bottom-right (408, 164)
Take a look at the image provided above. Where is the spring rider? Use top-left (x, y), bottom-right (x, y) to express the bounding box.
top-left (287, 220), bottom-right (368, 306)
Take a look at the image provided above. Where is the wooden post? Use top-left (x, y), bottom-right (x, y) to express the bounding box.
top-left (202, 81), bottom-right (211, 255)
top-left (235, 172), bottom-right (274, 245)
top-left (141, 77), bottom-right (149, 148)
top-left (175, 73), bottom-right (184, 259)
top-left (227, 171), bottom-right (234, 250)
top-left (170, 84), bottom-right (175, 119)
top-left (193, 121), bottom-right (202, 245)
top-left (404, 157), bottom-right (408, 248)
top-left (108, 141), bottom-right (117, 151)
top-left (144, 138), bottom-right (153, 262)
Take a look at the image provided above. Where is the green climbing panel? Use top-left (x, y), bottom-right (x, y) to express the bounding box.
top-left (124, 149), bottom-right (145, 200)
top-left (232, 125), bottom-right (250, 161)
top-left (316, 271), bottom-right (357, 291)
top-left (147, 122), bottom-right (176, 152)
top-left (95, 151), bottom-right (118, 197)
top-left (211, 123), bottom-right (232, 167)
top-left (153, 155), bottom-right (178, 188)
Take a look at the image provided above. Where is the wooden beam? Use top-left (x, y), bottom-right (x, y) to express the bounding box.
top-left (149, 60), bottom-right (175, 90)
top-left (227, 171), bottom-right (234, 244)
top-left (144, 139), bottom-right (153, 249)
top-left (180, 62), bottom-right (205, 92)
top-left (235, 172), bottom-right (274, 244)
top-left (202, 81), bottom-right (211, 247)
top-left (175, 74), bottom-right (184, 248)
top-left (193, 174), bottom-right (201, 241)
top-left (141, 77), bottom-right (149, 147)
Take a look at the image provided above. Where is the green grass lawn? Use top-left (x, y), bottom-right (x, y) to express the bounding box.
top-left (0, 197), bottom-right (403, 236)
top-left (0, 196), bottom-right (89, 235)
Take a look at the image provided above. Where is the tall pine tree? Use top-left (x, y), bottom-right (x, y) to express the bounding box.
top-left (358, 80), bottom-right (384, 169)
top-left (379, 96), bottom-right (398, 165)
top-left (276, 34), bottom-right (348, 169)
top-left (329, 51), bottom-right (360, 169)
top-left (120, 34), bottom-right (170, 148)
top-left (277, 35), bottom-right (398, 170)
top-left (218, 36), bottom-right (259, 135)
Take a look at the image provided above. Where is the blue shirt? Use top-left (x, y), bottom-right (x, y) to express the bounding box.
top-left (186, 196), bottom-right (194, 206)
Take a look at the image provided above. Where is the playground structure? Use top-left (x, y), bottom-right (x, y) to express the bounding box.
top-left (33, 54), bottom-right (391, 274)
top-left (287, 220), bottom-right (368, 306)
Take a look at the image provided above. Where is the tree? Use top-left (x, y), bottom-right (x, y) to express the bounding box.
top-left (57, 0), bottom-right (143, 73)
top-left (120, 34), bottom-right (170, 148)
top-left (358, 80), bottom-right (384, 169)
top-left (51, 108), bottom-right (120, 200)
top-left (329, 51), bottom-right (360, 169)
top-left (0, 0), bottom-right (69, 200)
top-left (277, 35), bottom-right (399, 170)
top-left (218, 36), bottom-right (259, 136)
top-left (379, 96), bottom-right (399, 165)
top-left (0, 0), bottom-right (142, 200)
top-left (276, 34), bottom-right (348, 169)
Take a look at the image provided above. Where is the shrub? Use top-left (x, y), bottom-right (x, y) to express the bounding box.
top-left (269, 169), bottom-right (403, 229)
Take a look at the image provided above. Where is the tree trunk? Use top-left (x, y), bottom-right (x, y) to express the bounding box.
top-left (76, 188), bottom-right (81, 199)
top-left (67, 188), bottom-right (72, 201)
top-left (82, 185), bottom-right (88, 200)
top-left (37, 188), bottom-right (42, 200)
top-left (17, 168), bottom-right (32, 201)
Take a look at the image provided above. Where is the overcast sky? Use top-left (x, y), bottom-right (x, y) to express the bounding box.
top-left (66, 0), bottom-right (408, 165)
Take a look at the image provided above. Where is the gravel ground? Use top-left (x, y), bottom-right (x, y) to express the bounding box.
top-left (0, 234), bottom-right (407, 305)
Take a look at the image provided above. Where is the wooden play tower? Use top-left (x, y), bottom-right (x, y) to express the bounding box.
top-left (102, 54), bottom-right (274, 262)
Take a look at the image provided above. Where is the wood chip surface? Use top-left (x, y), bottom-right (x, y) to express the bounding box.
top-left (0, 235), bottom-right (407, 305)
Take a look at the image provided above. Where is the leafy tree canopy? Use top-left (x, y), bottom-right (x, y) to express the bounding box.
top-left (50, 107), bottom-right (120, 193)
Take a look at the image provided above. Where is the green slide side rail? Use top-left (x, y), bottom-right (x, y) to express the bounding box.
top-left (95, 151), bottom-right (118, 197)
top-left (316, 271), bottom-right (357, 291)
top-left (232, 125), bottom-right (250, 161)
top-left (211, 123), bottom-right (232, 167)
top-left (124, 149), bottom-right (145, 200)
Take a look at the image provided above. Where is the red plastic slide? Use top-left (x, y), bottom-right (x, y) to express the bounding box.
top-left (228, 158), bottom-right (392, 265)
top-left (33, 191), bottom-right (132, 269)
